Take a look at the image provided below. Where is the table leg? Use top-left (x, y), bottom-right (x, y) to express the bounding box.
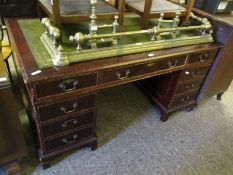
top-left (42, 160), bottom-right (51, 169)
top-left (217, 92), bottom-right (224, 101)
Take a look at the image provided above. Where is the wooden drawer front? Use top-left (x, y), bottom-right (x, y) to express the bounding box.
top-left (174, 79), bottom-right (203, 95)
top-left (169, 92), bottom-right (197, 109)
top-left (38, 94), bottom-right (96, 122)
top-left (179, 66), bottom-right (209, 82)
top-left (44, 126), bottom-right (94, 153)
top-left (42, 111), bottom-right (95, 138)
top-left (35, 73), bottom-right (97, 98)
top-left (187, 49), bottom-right (218, 64)
top-left (102, 55), bottom-right (186, 84)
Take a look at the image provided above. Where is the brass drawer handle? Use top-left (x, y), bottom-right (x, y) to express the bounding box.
top-left (116, 69), bottom-right (130, 80)
top-left (199, 53), bottom-right (209, 62)
top-left (191, 70), bottom-right (201, 77)
top-left (185, 83), bottom-right (195, 90)
top-left (59, 79), bottom-right (79, 92)
top-left (62, 134), bottom-right (78, 144)
top-left (168, 59), bottom-right (179, 68)
top-left (61, 119), bottom-right (78, 128)
top-left (60, 103), bottom-right (78, 114)
top-left (181, 96), bottom-right (190, 102)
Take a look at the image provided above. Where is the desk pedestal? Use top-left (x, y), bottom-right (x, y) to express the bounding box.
top-left (138, 64), bottom-right (211, 121)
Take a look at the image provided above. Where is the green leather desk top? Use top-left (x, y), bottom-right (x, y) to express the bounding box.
top-left (18, 16), bottom-right (153, 68)
top-left (18, 16), bottom-right (202, 69)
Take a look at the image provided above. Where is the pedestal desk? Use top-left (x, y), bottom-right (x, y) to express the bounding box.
top-left (6, 18), bottom-right (222, 168)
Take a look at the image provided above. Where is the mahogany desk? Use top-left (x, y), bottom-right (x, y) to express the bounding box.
top-left (6, 18), bottom-right (222, 168)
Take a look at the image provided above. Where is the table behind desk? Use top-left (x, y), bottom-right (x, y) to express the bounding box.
top-left (0, 49), bottom-right (26, 166)
top-left (6, 18), bottom-right (222, 169)
top-left (193, 9), bottom-right (233, 101)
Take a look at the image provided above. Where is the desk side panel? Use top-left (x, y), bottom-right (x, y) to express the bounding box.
top-left (197, 21), bottom-right (233, 100)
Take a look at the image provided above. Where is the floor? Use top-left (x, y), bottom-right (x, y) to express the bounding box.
top-left (17, 81), bottom-right (233, 175)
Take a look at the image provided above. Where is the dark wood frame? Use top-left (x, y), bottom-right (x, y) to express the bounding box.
top-left (37, 0), bottom-right (126, 27)
top-left (123, 0), bottom-right (193, 29)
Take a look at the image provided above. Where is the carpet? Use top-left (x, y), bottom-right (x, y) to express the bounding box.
top-left (18, 82), bottom-right (233, 175)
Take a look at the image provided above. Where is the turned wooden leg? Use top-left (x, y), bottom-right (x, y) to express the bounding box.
top-left (141, 17), bottom-right (150, 30)
top-left (42, 160), bottom-right (51, 169)
top-left (91, 141), bottom-right (97, 151)
top-left (217, 92), bottom-right (224, 101)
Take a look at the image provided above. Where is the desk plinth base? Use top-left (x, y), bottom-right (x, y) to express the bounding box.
top-left (158, 102), bottom-right (197, 122)
top-left (138, 81), bottom-right (197, 121)
top-left (38, 137), bottom-right (97, 169)
top-left (137, 72), bottom-right (199, 122)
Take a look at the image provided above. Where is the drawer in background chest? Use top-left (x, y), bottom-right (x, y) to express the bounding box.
top-left (34, 73), bottom-right (97, 99)
top-left (44, 126), bottom-right (94, 153)
top-left (41, 110), bottom-right (96, 138)
top-left (101, 55), bottom-right (187, 84)
top-left (178, 65), bottom-right (210, 82)
top-left (37, 94), bottom-right (96, 122)
top-left (187, 49), bottom-right (219, 65)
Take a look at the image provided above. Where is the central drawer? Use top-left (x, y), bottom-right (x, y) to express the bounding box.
top-left (41, 110), bottom-right (96, 138)
top-left (102, 55), bottom-right (187, 84)
top-left (44, 126), bottom-right (94, 153)
top-left (38, 94), bottom-right (96, 122)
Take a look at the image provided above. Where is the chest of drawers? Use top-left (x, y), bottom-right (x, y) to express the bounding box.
top-left (34, 92), bottom-right (98, 168)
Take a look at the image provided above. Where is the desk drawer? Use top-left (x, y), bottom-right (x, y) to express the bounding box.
top-left (38, 94), bottom-right (96, 122)
top-left (42, 111), bottom-right (95, 138)
top-left (169, 91), bottom-right (197, 109)
top-left (187, 49), bottom-right (218, 64)
top-left (179, 66), bottom-right (210, 82)
top-left (102, 55), bottom-right (186, 84)
top-left (174, 79), bottom-right (204, 95)
top-left (44, 126), bottom-right (94, 153)
top-left (35, 73), bottom-right (97, 99)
